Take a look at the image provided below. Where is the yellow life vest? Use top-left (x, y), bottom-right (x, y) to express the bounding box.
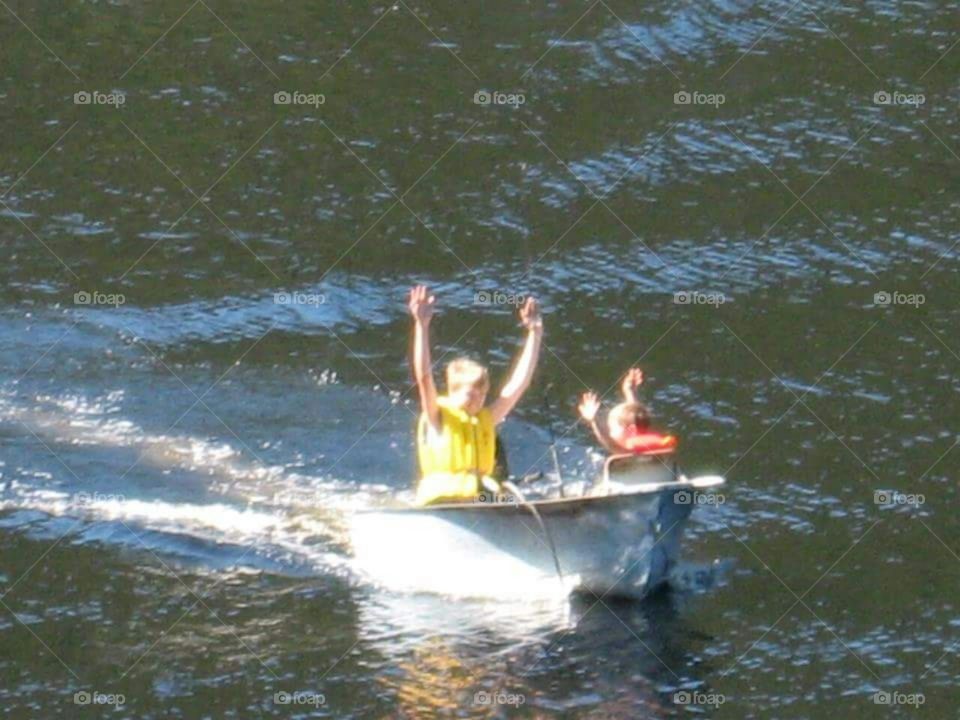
top-left (415, 396), bottom-right (496, 505)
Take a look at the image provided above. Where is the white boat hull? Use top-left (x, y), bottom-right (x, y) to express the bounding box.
top-left (348, 475), bottom-right (724, 599)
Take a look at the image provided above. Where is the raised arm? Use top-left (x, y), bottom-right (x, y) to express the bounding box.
top-left (621, 367), bottom-right (643, 404)
top-left (408, 285), bottom-right (440, 432)
top-left (489, 297), bottom-right (543, 425)
top-left (578, 391), bottom-right (618, 453)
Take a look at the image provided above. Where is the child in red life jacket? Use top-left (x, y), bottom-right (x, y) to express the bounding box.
top-left (577, 368), bottom-right (678, 455)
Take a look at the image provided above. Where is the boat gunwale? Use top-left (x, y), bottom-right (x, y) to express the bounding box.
top-left (357, 476), bottom-right (725, 515)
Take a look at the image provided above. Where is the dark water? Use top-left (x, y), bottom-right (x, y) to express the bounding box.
top-left (1, 0), bottom-right (959, 717)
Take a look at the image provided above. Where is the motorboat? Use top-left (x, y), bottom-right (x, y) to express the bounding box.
top-left (348, 454), bottom-right (725, 599)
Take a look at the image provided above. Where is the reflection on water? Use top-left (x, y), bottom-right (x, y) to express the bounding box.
top-left (359, 587), bottom-right (716, 718)
top-left (363, 592), bottom-right (572, 718)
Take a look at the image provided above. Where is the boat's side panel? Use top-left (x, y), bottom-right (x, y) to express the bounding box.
top-left (348, 512), bottom-right (579, 599)
top-left (350, 489), bottom-right (698, 598)
top-left (545, 489), bottom-right (693, 596)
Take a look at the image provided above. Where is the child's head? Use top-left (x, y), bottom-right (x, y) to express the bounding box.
top-left (445, 358), bottom-right (490, 414)
top-left (607, 401), bottom-right (651, 444)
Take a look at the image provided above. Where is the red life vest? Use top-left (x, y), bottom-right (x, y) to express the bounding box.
top-left (622, 427), bottom-right (678, 455)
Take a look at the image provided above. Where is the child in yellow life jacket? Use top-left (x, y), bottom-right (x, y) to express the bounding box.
top-left (408, 284), bottom-right (543, 506)
top-left (578, 368), bottom-right (678, 456)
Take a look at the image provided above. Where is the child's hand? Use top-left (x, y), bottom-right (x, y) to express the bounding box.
top-left (519, 296), bottom-right (542, 331)
top-left (621, 367), bottom-right (643, 398)
top-left (578, 391), bottom-right (600, 423)
top-left (408, 285), bottom-right (435, 324)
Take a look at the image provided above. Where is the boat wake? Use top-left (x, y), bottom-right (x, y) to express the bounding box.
top-left (0, 390), bottom-right (367, 578)
top-left (0, 383), bottom-right (726, 606)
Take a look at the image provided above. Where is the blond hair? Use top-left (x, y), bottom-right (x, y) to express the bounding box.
top-left (445, 357), bottom-right (489, 391)
top-left (609, 401), bottom-right (650, 430)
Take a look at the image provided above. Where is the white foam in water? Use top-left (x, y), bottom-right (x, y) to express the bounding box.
top-left (0, 391), bottom-right (363, 573)
top-left (90, 497), bottom-right (280, 535)
top-left (1, 392), bottom-right (288, 487)
top-left (0, 486), bottom-right (279, 540)
top-left (0, 482), bottom-right (357, 576)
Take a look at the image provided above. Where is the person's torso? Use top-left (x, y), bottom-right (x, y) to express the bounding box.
top-left (622, 426), bottom-right (678, 455)
top-left (415, 397), bottom-right (496, 504)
